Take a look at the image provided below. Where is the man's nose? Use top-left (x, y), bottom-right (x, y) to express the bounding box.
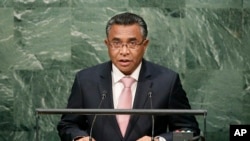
top-left (119, 44), bottom-right (130, 55)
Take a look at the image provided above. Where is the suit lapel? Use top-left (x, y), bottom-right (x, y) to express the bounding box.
top-left (98, 63), bottom-right (113, 109)
top-left (133, 80), bottom-right (153, 109)
top-left (125, 60), bottom-right (153, 139)
top-left (98, 61), bottom-right (123, 138)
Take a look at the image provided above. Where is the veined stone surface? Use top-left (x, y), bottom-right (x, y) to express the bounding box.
top-left (0, 0), bottom-right (249, 141)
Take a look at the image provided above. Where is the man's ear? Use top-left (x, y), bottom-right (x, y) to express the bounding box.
top-left (104, 39), bottom-right (109, 47)
top-left (143, 39), bottom-right (149, 49)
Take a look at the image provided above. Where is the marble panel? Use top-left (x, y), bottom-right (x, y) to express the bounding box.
top-left (0, 73), bottom-right (14, 131)
top-left (242, 71), bottom-right (250, 123)
top-left (0, 8), bottom-right (14, 72)
top-left (0, 0), bottom-right (13, 7)
top-left (71, 0), bottom-right (128, 7)
top-left (242, 9), bottom-right (250, 70)
top-left (12, 131), bottom-right (36, 141)
top-left (37, 115), bottom-right (61, 141)
top-left (13, 69), bottom-right (73, 132)
top-left (129, 0), bottom-right (185, 8)
top-left (186, 0), bottom-right (243, 8)
top-left (0, 8), bottom-right (43, 72)
top-left (244, 0), bottom-right (250, 8)
top-left (183, 70), bottom-right (245, 141)
top-left (13, 0), bottom-right (69, 8)
top-left (0, 131), bottom-right (15, 141)
top-left (14, 7), bottom-right (71, 70)
top-left (183, 8), bottom-right (244, 70)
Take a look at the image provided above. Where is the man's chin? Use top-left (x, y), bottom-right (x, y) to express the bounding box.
top-left (119, 68), bottom-right (132, 75)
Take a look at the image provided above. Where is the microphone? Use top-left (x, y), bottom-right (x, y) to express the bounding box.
top-left (148, 88), bottom-right (154, 141)
top-left (89, 90), bottom-right (107, 141)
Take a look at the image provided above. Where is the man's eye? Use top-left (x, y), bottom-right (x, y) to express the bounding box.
top-left (113, 42), bottom-right (121, 45)
top-left (129, 41), bottom-right (137, 45)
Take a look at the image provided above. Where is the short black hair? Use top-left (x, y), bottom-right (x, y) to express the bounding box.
top-left (106, 12), bottom-right (148, 38)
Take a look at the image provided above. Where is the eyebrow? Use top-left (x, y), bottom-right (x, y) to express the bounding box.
top-left (111, 37), bottom-right (138, 42)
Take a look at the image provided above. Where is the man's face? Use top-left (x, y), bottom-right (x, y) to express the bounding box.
top-left (105, 24), bottom-right (149, 75)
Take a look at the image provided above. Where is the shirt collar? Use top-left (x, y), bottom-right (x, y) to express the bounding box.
top-left (112, 62), bottom-right (142, 83)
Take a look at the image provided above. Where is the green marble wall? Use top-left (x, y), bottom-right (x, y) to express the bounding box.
top-left (0, 0), bottom-right (249, 141)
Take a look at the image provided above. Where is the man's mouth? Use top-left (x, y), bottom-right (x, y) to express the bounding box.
top-left (119, 59), bottom-right (131, 66)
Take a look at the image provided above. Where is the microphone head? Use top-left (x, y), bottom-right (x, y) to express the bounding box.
top-left (102, 90), bottom-right (107, 98)
top-left (148, 91), bottom-right (152, 97)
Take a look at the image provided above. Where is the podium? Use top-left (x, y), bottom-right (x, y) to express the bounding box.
top-left (35, 109), bottom-right (207, 141)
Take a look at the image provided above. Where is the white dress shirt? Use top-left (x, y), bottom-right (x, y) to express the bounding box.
top-left (111, 63), bottom-right (141, 109)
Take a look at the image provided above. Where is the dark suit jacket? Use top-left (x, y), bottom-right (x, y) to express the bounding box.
top-left (57, 59), bottom-right (200, 141)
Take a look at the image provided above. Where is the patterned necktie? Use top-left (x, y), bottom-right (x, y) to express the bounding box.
top-left (116, 76), bottom-right (135, 137)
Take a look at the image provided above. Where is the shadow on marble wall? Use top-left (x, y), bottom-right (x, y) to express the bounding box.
top-left (0, 0), bottom-right (250, 141)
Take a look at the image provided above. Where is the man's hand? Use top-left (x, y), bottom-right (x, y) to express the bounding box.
top-left (75, 136), bottom-right (96, 141)
top-left (136, 136), bottom-right (159, 141)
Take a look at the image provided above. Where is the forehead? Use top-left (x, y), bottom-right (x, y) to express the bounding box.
top-left (108, 24), bottom-right (143, 40)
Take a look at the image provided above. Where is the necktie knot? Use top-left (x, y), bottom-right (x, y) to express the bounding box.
top-left (120, 76), bottom-right (135, 88)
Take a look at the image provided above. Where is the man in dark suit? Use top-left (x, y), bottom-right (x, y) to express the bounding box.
top-left (57, 12), bottom-right (200, 141)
